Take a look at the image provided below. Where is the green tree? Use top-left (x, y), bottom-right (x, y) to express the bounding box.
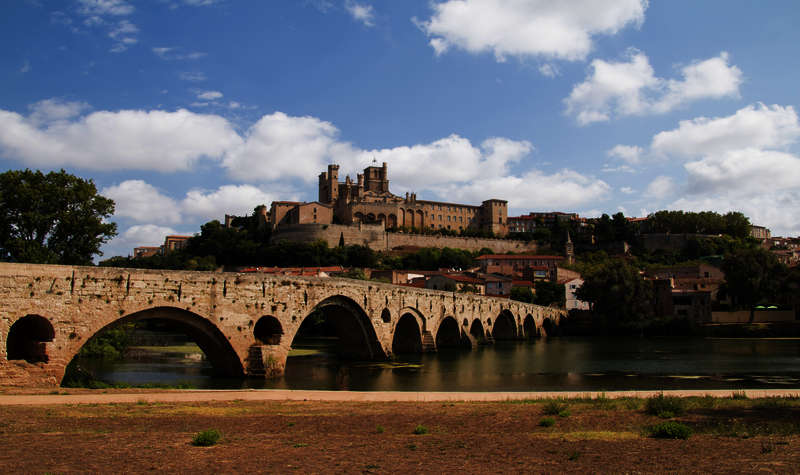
top-left (575, 258), bottom-right (654, 330)
top-left (510, 286), bottom-right (534, 303)
top-left (533, 281), bottom-right (566, 307)
top-left (0, 169), bottom-right (117, 265)
top-left (721, 247), bottom-right (785, 321)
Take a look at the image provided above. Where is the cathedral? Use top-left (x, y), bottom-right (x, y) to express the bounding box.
top-left (268, 162), bottom-right (508, 236)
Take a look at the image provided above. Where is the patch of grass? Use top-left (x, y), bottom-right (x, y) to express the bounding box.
top-left (293, 443), bottom-right (308, 448)
top-left (413, 424), bottom-right (428, 435)
top-left (538, 417), bottom-right (555, 427)
top-left (753, 397), bottom-right (793, 410)
top-left (648, 421), bottom-right (692, 440)
top-left (558, 409), bottom-right (571, 418)
top-left (542, 400), bottom-right (569, 416)
top-left (287, 422), bottom-right (295, 427)
top-left (645, 393), bottom-right (686, 417)
top-left (731, 391), bottom-right (748, 400)
top-left (622, 398), bottom-right (643, 411)
top-left (191, 429), bottom-right (221, 447)
top-left (376, 425), bottom-right (385, 434)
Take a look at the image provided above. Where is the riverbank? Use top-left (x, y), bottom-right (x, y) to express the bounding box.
top-left (0, 393), bottom-right (798, 472)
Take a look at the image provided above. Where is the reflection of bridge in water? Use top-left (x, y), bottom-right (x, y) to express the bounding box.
top-left (0, 263), bottom-right (565, 387)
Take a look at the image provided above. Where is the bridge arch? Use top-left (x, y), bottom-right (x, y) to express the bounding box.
top-left (523, 314), bottom-right (536, 340)
top-left (469, 318), bottom-right (486, 344)
top-left (6, 315), bottom-right (54, 363)
top-left (392, 312), bottom-right (423, 355)
top-left (254, 316), bottom-right (283, 345)
top-left (293, 295), bottom-right (385, 360)
top-left (492, 309), bottom-right (518, 340)
top-left (435, 316), bottom-right (469, 350)
top-left (65, 306), bottom-right (244, 382)
top-left (542, 316), bottom-right (556, 337)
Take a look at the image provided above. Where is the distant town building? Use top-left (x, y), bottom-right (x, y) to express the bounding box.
top-left (132, 235), bottom-right (192, 258)
top-left (475, 254), bottom-right (563, 281)
top-left (750, 225), bottom-right (772, 241)
top-left (563, 277), bottom-right (590, 311)
top-left (507, 211), bottom-right (585, 233)
top-left (268, 163), bottom-right (509, 236)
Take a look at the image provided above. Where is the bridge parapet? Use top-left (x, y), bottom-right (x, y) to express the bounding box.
top-left (0, 263), bottom-right (566, 387)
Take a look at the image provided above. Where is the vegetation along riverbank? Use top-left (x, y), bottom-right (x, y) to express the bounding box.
top-left (0, 392), bottom-right (798, 472)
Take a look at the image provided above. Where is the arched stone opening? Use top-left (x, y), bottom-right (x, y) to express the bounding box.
top-left (387, 214), bottom-right (397, 228)
top-left (354, 212), bottom-right (364, 223)
top-left (6, 315), bottom-right (55, 363)
top-left (492, 310), bottom-right (518, 340)
top-left (435, 317), bottom-right (470, 350)
top-left (254, 316), bottom-right (283, 345)
top-left (392, 313), bottom-right (422, 355)
top-left (415, 210), bottom-right (424, 228)
top-left (542, 317), bottom-right (556, 337)
top-left (523, 314), bottom-right (536, 340)
top-left (290, 295), bottom-right (385, 361)
top-left (64, 307), bottom-right (244, 385)
top-left (381, 308), bottom-right (391, 323)
top-left (469, 319), bottom-right (486, 344)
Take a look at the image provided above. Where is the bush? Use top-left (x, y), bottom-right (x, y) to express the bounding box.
top-left (376, 425), bottom-right (385, 433)
top-left (542, 400), bottom-right (569, 415)
top-left (538, 417), bottom-right (555, 427)
top-left (731, 391), bottom-right (748, 400)
top-left (645, 393), bottom-right (686, 417)
top-left (192, 429), bottom-right (221, 447)
top-left (413, 425), bottom-right (428, 435)
top-left (649, 421), bottom-right (692, 440)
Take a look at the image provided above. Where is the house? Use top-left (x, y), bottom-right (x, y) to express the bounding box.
top-left (563, 277), bottom-right (590, 311)
top-left (426, 273), bottom-right (485, 294)
top-left (475, 254), bottom-right (563, 280)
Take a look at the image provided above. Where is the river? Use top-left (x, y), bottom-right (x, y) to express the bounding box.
top-left (72, 336), bottom-right (800, 391)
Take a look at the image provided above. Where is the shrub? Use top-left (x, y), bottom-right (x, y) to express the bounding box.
top-left (645, 393), bottom-right (686, 417)
top-left (413, 425), bottom-right (428, 435)
top-left (538, 417), bottom-right (555, 427)
top-left (542, 400), bottom-right (569, 415)
top-left (731, 391), bottom-right (748, 400)
top-left (376, 425), bottom-right (385, 433)
top-left (558, 409), bottom-right (571, 418)
top-left (649, 422), bottom-right (692, 440)
top-left (191, 429), bottom-right (221, 447)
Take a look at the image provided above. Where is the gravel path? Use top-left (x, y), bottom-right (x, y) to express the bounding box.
top-left (1, 388), bottom-right (799, 405)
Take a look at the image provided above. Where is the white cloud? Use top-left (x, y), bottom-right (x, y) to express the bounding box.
top-left (179, 71), bottom-right (207, 81)
top-left (644, 175), bottom-right (675, 199)
top-left (102, 180), bottom-right (181, 224)
top-left (651, 104), bottom-right (800, 159)
top-left (565, 51), bottom-right (742, 124)
top-left (20, 60), bottom-right (31, 73)
top-left (418, 0), bottom-right (647, 62)
top-left (669, 192), bottom-right (800, 238)
top-left (197, 90), bottom-right (223, 100)
top-left (684, 148), bottom-right (800, 195)
top-left (153, 47), bottom-right (207, 60)
top-left (182, 185), bottom-right (276, 220)
top-left (0, 106), bottom-right (242, 172)
top-left (620, 186), bottom-right (635, 194)
top-left (103, 224), bottom-right (180, 258)
top-left (607, 144), bottom-right (643, 164)
top-left (538, 63), bottom-right (559, 78)
top-left (27, 99), bottom-right (90, 125)
top-left (345, 0), bottom-right (375, 27)
top-left (77, 0), bottom-right (133, 17)
top-left (445, 169), bottom-right (611, 210)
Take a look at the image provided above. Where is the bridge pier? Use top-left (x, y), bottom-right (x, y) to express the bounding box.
top-left (0, 263), bottom-right (566, 388)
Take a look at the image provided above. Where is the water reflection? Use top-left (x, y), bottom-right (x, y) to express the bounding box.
top-left (76, 337), bottom-right (800, 391)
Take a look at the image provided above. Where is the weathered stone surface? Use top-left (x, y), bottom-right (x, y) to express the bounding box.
top-left (0, 263), bottom-right (565, 387)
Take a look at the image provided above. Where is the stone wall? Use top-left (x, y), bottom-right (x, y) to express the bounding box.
top-left (0, 263), bottom-right (564, 388)
top-left (271, 223), bottom-right (537, 253)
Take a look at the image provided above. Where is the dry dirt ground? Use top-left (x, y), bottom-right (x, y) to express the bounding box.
top-left (1, 395), bottom-right (799, 473)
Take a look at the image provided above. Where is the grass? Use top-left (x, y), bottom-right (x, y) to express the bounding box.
top-left (413, 424), bottom-right (429, 435)
top-left (645, 393), bottom-right (686, 417)
top-left (191, 429), bottom-right (221, 447)
top-left (376, 425), bottom-right (385, 433)
top-left (731, 391), bottom-right (749, 400)
top-left (542, 400), bottom-right (569, 416)
top-left (539, 417), bottom-right (556, 427)
top-left (648, 421), bottom-right (692, 440)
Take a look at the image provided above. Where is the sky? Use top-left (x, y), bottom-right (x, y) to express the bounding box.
top-left (2, 0), bottom-right (800, 258)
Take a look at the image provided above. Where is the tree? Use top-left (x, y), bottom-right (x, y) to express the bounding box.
top-left (721, 247), bottom-right (785, 321)
top-left (533, 281), bottom-right (566, 307)
top-left (510, 286), bottom-right (534, 303)
top-left (0, 169), bottom-right (117, 265)
top-left (575, 258), bottom-right (654, 330)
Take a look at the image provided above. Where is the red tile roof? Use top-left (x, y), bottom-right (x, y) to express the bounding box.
top-left (476, 254), bottom-right (564, 260)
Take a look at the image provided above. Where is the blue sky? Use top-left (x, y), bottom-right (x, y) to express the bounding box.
top-left (2, 0), bottom-right (800, 257)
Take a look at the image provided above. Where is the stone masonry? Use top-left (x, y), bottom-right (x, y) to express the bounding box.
top-left (0, 263), bottom-right (565, 387)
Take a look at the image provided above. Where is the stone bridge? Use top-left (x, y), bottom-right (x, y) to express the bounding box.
top-left (0, 263), bottom-right (566, 387)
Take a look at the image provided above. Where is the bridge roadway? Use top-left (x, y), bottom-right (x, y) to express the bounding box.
top-left (0, 263), bottom-right (566, 387)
